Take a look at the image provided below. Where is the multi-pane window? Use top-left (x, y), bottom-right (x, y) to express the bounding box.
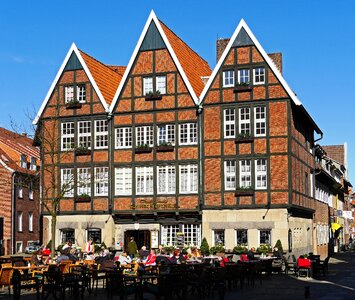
top-left (61, 168), bottom-right (74, 197)
top-left (214, 230), bottom-right (225, 246)
top-left (143, 77), bottom-right (153, 95)
top-left (77, 85), bottom-right (86, 102)
top-left (65, 86), bottom-right (74, 103)
top-left (115, 168), bottom-right (132, 195)
top-left (30, 157), bottom-right (37, 171)
top-left (255, 159), bottom-right (267, 189)
top-left (94, 120), bottom-right (108, 149)
top-left (224, 108), bottom-right (235, 138)
top-left (94, 167), bottom-right (108, 196)
top-left (156, 76), bottom-right (166, 94)
top-left (18, 178), bottom-right (23, 198)
top-left (161, 225), bottom-right (179, 246)
top-left (259, 229), bottom-right (271, 245)
top-left (136, 126), bottom-right (153, 147)
top-left (239, 160), bottom-right (251, 188)
top-left (20, 154), bottom-right (27, 169)
top-left (87, 228), bottom-right (101, 244)
top-left (18, 212), bottom-right (23, 232)
top-left (61, 228), bottom-right (75, 244)
top-left (77, 168), bottom-right (91, 196)
top-left (157, 165), bottom-right (176, 194)
top-left (158, 124), bottom-right (175, 145)
top-left (29, 181), bottom-right (33, 200)
top-left (236, 229), bottom-right (248, 246)
top-left (78, 121), bottom-right (91, 148)
top-left (224, 160), bottom-right (236, 190)
top-left (61, 122), bottom-right (75, 151)
top-left (254, 106), bottom-right (266, 136)
top-left (223, 70), bottom-right (234, 87)
top-left (136, 167), bottom-right (154, 195)
top-left (115, 127), bottom-right (132, 149)
top-left (238, 69), bottom-right (250, 84)
top-left (16, 242), bottom-right (23, 253)
top-left (239, 107), bottom-right (251, 135)
top-left (179, 165), bottom-right (198, 193)
top-left (183, 224), bottom-right (201, 246)
top-left (179, 123), bottom-right (197, 145)
top-left (254, 67), bottom-right (265, 84)
top-left (28, 212), bottom-right (33, 232)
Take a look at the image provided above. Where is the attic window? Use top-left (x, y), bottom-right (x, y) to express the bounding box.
top-left (30, 157), bottom-right (37, 171)
top-left (20, 154), bottom-right (27, 169)
top-left (77, 85), bottom-right (86, 102)
top-left (65, 86), bottom-right (74, 103)
top-left (223, 70), bottom-right (234, 87)
top-left (143, 76), bottom-right (166, 96)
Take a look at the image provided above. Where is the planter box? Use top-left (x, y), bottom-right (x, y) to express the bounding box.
top-left (234, 137), bottom-right (254, 144)
top-left (145, 95), bottom-right (162, 101)
top-left (134, 147), bottom-right (152, 154)
top-left (233, 86), bottom-right (253, 93)
top-left (156, 145), bottom-right (174, 152)
top-left (65, 102), bottom-right (82, 109)
top-left (75, 195), bottom-right (91, 203)
top-left (75, 148), bottom-right (91, 156)
top-left (235, 190), bottom-right (254, 197)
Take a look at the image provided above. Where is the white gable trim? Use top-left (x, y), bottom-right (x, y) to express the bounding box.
top-left (109, 10), bottom-right (199, 112)
top-left (0, 158), bottom-right (14, 173)
top-left (199, 19), bottom-right (302, 106)
top-left (33, 43), bottom-right (109, 125)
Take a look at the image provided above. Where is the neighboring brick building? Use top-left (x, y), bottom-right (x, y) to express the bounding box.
top-left (0, 128), bottom-right (40, 254)
top-left (34, 11), bottom-right (340, 257)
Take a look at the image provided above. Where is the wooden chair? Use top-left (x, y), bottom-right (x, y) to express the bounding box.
top-left (313, 256), bottom-right (330, 276)
top-left (0, 266), bottom-right (13, 296)
top-left (282, 255), bottom-right (296, 275)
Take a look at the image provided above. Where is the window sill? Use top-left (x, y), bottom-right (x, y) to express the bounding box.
top-left (75, 195), bottom-right (92, 203)
top-left (145, 95), bottom-right (163, 101)
top-left (74, 148), bottom-right (92, 156)
top-left (235, 190), bottom-right (254, 197)
top-left (156, 145), bottom-right (174, 152)
top-left (234, 137), bottom-right (254, 144)
top-left (134, 147), bottom-right (153, 154)
top-left (233, 86), bottom-right (253, 93)
top-left (65, 102), bottom-right (82, 109)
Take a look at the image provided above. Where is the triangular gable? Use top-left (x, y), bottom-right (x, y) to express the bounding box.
top-left (232, 27), bottom-right (254, 47)
top-left (140, 21), bottom-right (167, 51)
top-left (199, 19), bottom-right (302, 107)
top-left (64, 52), bottom-right (83, 71)
top-left (33, 43), bottom-right (110, 125)
top-left (110, 10), bottom-right (207, 112)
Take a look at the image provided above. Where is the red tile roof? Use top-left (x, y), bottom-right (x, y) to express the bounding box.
top-left (79, 50), bottom-right (124, 106)
top-left (160, 21), bottom-right (211, 97)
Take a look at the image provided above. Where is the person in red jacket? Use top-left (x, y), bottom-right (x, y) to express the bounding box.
top-left (144, 249), bottom-right (157, 266)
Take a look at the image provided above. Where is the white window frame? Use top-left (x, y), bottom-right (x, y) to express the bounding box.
top-left (161, 225), bottom-right (179, 246)
top-left (30, 157), bottom-right (37, 171)
top-left (253, 67), bottom-right (265, 85)
top-left (239, 159), bottom-right (251, 188)
top-left (183, 224), bottom-right (201, 246)
top-left (238, 69), bottom-right (250, 84)
top-left (61, 122), bottom-right (75, 151)
top-left (224, 160), bottom-right (236, 190)
top-left (16, 241), bottom-right (23, 253)
top-left (235, 229), bottom-right (248, 246)
top-left (157, 124), bottom-right (175, 145)
top-left (213, 229), bottom-right (225, 246)
top-left (179, 164), bottom-right (198, 194)
top-left (255, 159), bottom-right (267, 190)
top-left (254, 106), bottom-right (266, 137)
top-left (136, 166), bottom-right (154, 195)
top-left (259, 229), bottom-right (272, 246)
top-left (179, 123), bottom-right (197, 145)
top-left (157, 165), bottom-right (176, 194)
top-left (78, 120), bottom-right (91, 149)
top-left (64, 86), bottom-right (74, 103)
top-left (28, 212), bottom-right (33, 232)
top-left (239, 107), bottom-right (251, 135)
top-left (136, 126), bottom-right (154, 147)
top-left (115, 167), bottom-right (132, 195)
top-left (94, 120), bottom-right (108, 149)
top-left (224, 108), bottom-right (235, 138)
top-left (18, 178), bottom-right (23, 198)
top-left (115, 127), bottom-right (132, 149)
top-left (20, 154), bottom-right (27, 169)
top-left (77, 167), bottom-right (91, 196)
top-left (223, 70), bottom-right (234, 87)
top-left (76, 85), bottom-right (86, 103)
top-left (94, 167), bottom-right (108, 196)
top-left (29, 181), bottom-right (33, 200)
top-left (143, 77), bottom-right (153, 95)
top-left (156, 76), bottom-right (166, 94)
top-left (18, 212), bottom-right (23, 232)
top-left (61, 168), bottom-right (74, 197)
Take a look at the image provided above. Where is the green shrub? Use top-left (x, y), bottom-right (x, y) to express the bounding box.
top-left (233, 245), bottom-right (248, 254)
top-left (274, 239), bottom-right (283, 254)
top-left (257, 244), bottom-right (272, 254)
top-left (210, 244), bottom-right (224, 254)
top-left (200, 237), bottom-right (210, 256)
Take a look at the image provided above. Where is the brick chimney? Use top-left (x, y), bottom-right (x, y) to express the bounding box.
top-left (268, 52), bottom-right (282, 74)
top-left (216, 38), bottom-right (230, 63)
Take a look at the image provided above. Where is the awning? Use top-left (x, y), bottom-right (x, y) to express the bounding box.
top-left (331, 223), bottom-right (343, 232)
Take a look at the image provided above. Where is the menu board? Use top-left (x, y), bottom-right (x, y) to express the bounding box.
top-left (176, 232), bottom-right (185, 246)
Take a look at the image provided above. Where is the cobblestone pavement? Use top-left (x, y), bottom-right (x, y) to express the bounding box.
top-left (3, 251), bottom-right (355, 300)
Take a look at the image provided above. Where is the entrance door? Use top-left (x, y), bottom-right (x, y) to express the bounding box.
top-left (124, 230), bottom-right (151, 252)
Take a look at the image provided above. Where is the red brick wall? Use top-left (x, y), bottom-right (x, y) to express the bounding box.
top-left (0, 167), bottom-right (13, 254)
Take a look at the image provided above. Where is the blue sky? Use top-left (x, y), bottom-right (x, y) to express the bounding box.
top-left (0, 0), bottom-right (354, 182)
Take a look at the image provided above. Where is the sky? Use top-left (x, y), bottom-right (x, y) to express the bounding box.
top-left (0, 0), bottom-right (354, 182)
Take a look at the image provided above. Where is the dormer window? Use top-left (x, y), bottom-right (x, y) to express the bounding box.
top-left (20, 154), bottom-right (27, 169)
top-left (143, 76), bottom-right (166, 96)
top-left (30, 157), bottom-right (37, 171)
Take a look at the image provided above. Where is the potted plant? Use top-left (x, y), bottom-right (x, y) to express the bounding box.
top-left (134, 143), bottom-right (152, 154)
top-left (233, 82), bottom-right (253, 93)
top-left (210, 244), bottom-right (224, 256)
top-left (233, 244), bottom-right (248, 254)
top-left (257, 244), bottom-right (272, 255)
top-left (235, 186), bottom-right (254, 197)
top-left (74, 145), bottom-right (91, 156)
top-left (145, 90), bottom-right (162, 101)
top-left (156, 141), bottom-right (174, 152)
top-left (65, 99), bottom-right (82, 109)
top-left (200, 237), bottom-right (210, 256)
top-left (234, 132), bottom-right (254, 144)
top-left (75, 193), bottom-right (91, 202)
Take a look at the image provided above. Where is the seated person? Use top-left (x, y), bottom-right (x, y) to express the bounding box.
top-left (273, 247), bottom-right (281, 258)
top-left (67, 248), bottom-right (77, 263)
top-left (247, 247), bottom-right (256, 261)
top-left (156, 249), bottom-right (173, 265)
top-left (144, 249), bottom-right (157, 266)
top-left (62, 241), bottom-right (72, 251)
top-left (118, 251), bottom-right (132, 266)
top-left (191, 247), bottom-right (201, 258)
top-left (57, 249), bottom-right (70, 263)
top-left (139, 246), bottom-right (149, 260)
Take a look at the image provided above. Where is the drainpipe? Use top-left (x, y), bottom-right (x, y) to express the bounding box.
top-left (197, 104), bottom-right (204, 216)
top-left (11, 172), bottom-right (16, 255)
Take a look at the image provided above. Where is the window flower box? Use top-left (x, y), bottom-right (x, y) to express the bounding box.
top-left (156, 143), bottom-right (174, 152)
top-left (234, 134), bottom-right (254, 144)
top-left (145, 91), bottom-right (162, 101)
top-left (75, 194), bottom-right (91, 202)
top-left (233, 83), bottom-right (253, 93)
top-left (65, 100), bottom-right (82, 109)
top-left (135, 144), bottom-right (152, 154)
top-left (74, 147), bottom-right (91, 156)
top-left (235, 188), bottom-right (254, 197)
